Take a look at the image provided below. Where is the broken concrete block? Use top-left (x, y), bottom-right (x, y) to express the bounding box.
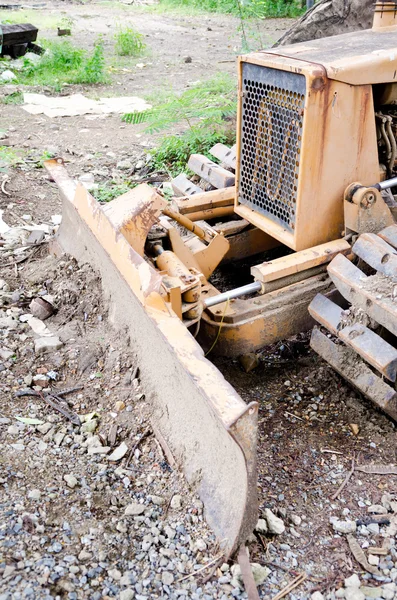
top-left (34, 336), bottom-right (63, 354)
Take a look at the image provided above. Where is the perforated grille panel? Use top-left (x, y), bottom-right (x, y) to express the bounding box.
top-left (238, 63), bottom-right (306, 231)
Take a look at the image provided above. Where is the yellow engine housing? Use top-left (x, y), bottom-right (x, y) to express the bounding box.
top-left (235, 27), bottom-right (397, 251)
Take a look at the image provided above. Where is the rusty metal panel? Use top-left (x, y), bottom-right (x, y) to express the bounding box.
top-left (238, 63), bottom-right (305, 232)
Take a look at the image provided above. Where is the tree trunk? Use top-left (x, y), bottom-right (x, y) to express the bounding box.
top-left (274, 0), bottom-right (374, 47)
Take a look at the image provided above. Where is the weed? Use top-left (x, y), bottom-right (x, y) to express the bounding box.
top-left (93, 181), bottom-right (136, 203)
top-left (156, 0), bottom-right (304, 18)
top-left (1, 92), bottom-right (24, 105)
top-left (123, 74), bottom-right (236, 133)
top-left (0, 146), bottom-right (23, 170)
top-left (0, 39), bottom-right (107, 88)
top-left (151, 126), bottom-right (235, 176)
top-left (114, 27), bottom-right (146, 56)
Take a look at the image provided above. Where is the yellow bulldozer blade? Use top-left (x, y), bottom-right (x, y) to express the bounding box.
top-left (44, 159), bottom-right (258, 557)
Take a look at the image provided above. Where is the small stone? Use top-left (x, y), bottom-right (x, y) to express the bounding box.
top-left (1, 70), bottom-right (16, 82)
top-left (114, 401), bottom-right (125, 412)
top-left (184, 56), bottom-right (192, 63)
top-left (332, 520), bottom-right (357, 534)
top-left (344, 589), bottom-right (365, 600)
top-left (107, 442), bottom-right (128, 462)
top-left (116, 159), bottom-right (133, 171)
top-left (345, 574), bottom-right (361, 588)
top-left (120, 591), bottom-right (134, 600)
top-left (125, 502), bottom-right (145, 516)
top-left (37, 423), bottom-right (52, 434)
top-left (368, 555), bottom-right (380, 567)
top-left (367, 523), bottom-right (380, 535)
top-left (34, 336), bottom-right (63, 354)
top-left (7, 425), bottom-right (19, 435)
top-left (3, 565), bottom-right (16, 578)
top-left (170, 495), bottom-right (182, 510)
top-left (239, 353), bottom-right (259, 373)
top-left (64, 474), bottom-right (78, 489)
top-left (367, 505), bottom-right (388, 515)
top-left (78, 550), bottom-right (92, 562)
top-left (359, 586), bottom-right (381, 599)
top-left (311, 593), bottom-right (325, 600)
top-left (349, 423), bottom-right (360, 436)
top-left (231, 563), bottom-right (270, 589)
top-left (255, 519), bottom-right (268, 534)
top-left (290, 514), bottom-right (302, 526)
top-left (150, 495), bottom-right (165, 506)
top-left (29, 298), bottom-right (54, 320)
top-left (108, 568), bottom-right (122, 580)
top-left (195, 539), bottom-right (207, 552)
top-left (162, 571), bottom-right (174, 585)
top-left (264, 508), bottom-right (285, 535)
top-left (28, 489), bottom-right (41, 501)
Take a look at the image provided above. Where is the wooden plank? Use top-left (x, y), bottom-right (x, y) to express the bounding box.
top-left (171, 174), bottom-right (202, 197)
top-left (209, 143), bottom-right (237, 170)
top-left (175, 187), bottom-right (235, 216)
top-left (251, 239), bottom-right (351, 284)
top-left (187, 154), bottom-right (235, 189)
top-left (378, 224), bottom-right (397, 250)
top-left (310, 328), bottom-right (397, 422)
top-left (213, 219), bottom-right (250, 236)
top-left (310, 294), bottom-right (397, 381)
top-left (2, 23), bottom-right (38, 46)
top-left (328, 253), bottom-right (397, 337)
top-left (353, 233), bottom-right (397, 278)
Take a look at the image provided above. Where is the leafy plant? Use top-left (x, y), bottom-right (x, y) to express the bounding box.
top-left (123, 74), bottom-right (236, 133)
top-left (2, 39), bottom-right (107, 88)
top-left (93, 181), bottom-right (136, 203)
top-left (114, 27), bottom-right (146, 56)
top-left (151, 127), bottom-right (235, 176)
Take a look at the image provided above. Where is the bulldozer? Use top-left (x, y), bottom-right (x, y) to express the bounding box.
top-left (45, 0), bottom-right (397, 566)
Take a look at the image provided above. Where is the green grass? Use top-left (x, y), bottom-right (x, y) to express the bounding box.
top-left (93, 181), bottom-right (136, 202)
top-left (0, 146), bottom-right (23, 170)
top-left (156, 0), bottom-right (304, 17)
top-left (114, 27), bottom-right (146, 56)
top-left (0, 8), bottom-right (63, 29)
top-left (151, 126), bottom-right (235, 176)
top-left (0, 39), bottom-right (107, 89)
top-left (1, 92), bottom-right (24, 105)
top-left (122, 74), bottom-right (237, 176)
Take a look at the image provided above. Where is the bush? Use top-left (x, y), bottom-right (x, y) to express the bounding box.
top-left (157, 0), bottom-right (304, 18)
top-left (114, 27), bottom-right (146, 56)
top-left (2, 39), bottom-right (107, 88)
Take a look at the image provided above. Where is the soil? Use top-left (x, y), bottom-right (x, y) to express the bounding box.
top-left (2, 3), bottom-right (397, 600)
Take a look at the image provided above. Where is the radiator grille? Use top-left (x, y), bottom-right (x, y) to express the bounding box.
top-left (238, 63), bottom-right (306, 231)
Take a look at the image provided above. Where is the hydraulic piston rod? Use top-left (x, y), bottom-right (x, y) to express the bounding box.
top-left (203, 281), bottom-right (262, 308)
top-left (374, 176), bottom-right (397, 190)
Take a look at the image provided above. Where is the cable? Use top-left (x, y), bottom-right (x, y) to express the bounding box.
top-left (204, 299), bottom-right (229, 357)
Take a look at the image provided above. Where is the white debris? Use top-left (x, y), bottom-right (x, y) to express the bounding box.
top-left (264, 508), bottom-right (285, 535)
top-left (22, 93), bottom-right (151, 118)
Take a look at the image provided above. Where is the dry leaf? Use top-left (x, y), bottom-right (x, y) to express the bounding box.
top-left (347, 535), bottom-right (380, 575)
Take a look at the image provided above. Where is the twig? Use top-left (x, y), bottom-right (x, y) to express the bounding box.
top-left (284, 411), bottom-right (304, 421)
top-left (200, 555), bottom-right (224, 584)
top-left (270, 573), bottom-right (307, 600)
top-left (176, 553), bottom-right (225, 583)
top-left (1, 176), bottom-right (11, 196)
top-left (125, 425), bottom-right (152, 466)
top-left (321, 448), bottom-right (343, 455)
top-left (331, 454), bottom-right (355, 500)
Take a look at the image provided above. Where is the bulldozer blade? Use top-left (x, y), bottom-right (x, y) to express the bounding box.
top-left (309, 294), bottom-right (397, 382)
top-left (311, 328), bottom-right (397, 421)
top-left (44, 159), bottom-right (258, 557)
